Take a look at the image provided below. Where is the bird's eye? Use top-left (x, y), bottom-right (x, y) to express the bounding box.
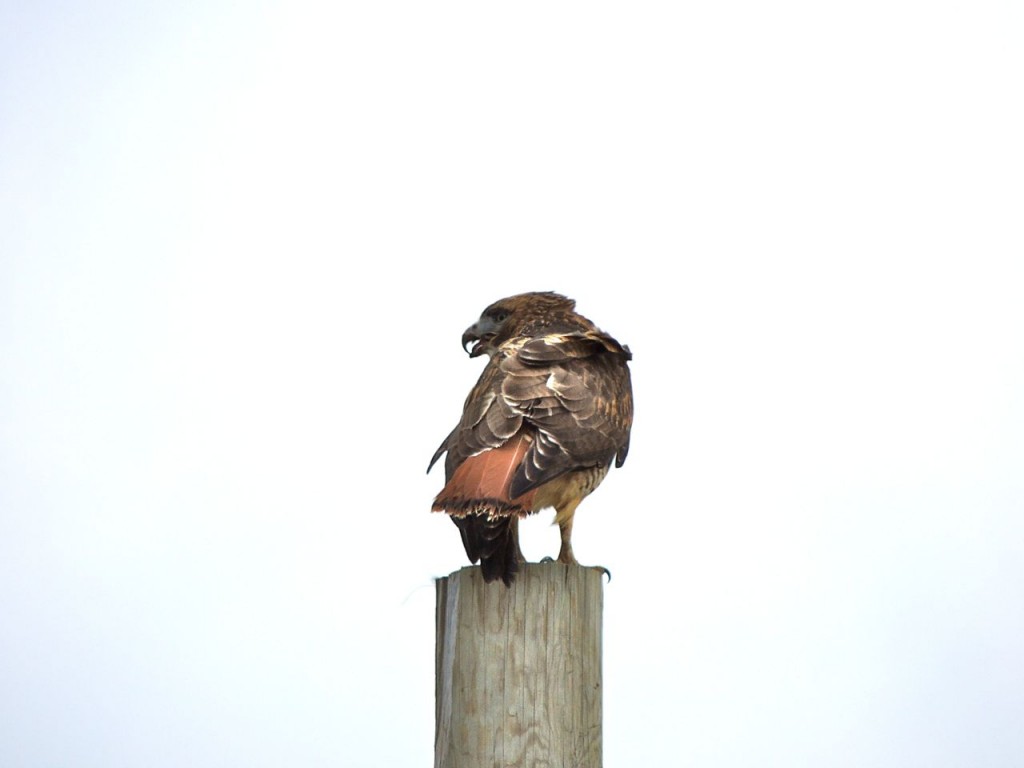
top-left (492, 311), bottom-right (509, 323)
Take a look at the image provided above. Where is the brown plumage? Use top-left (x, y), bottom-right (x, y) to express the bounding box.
top-left (428, 291), bottom-right (633, 585)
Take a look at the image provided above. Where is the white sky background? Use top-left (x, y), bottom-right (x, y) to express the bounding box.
top-left (1, 1), bottom-right (1022, 766)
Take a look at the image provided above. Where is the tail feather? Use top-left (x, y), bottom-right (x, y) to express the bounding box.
top-left (432, 432), bottom-right (537, 518)
top-left (452, 515), bottom-right (519, 586)
top-left (433, 432), bottom-right (535, 585)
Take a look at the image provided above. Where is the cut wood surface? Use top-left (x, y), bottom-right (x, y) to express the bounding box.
top-left (435, 562), bottom-right (604, 768)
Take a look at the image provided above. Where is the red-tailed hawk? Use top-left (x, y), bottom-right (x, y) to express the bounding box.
top-left (428, 291), bottom-right (633, 585)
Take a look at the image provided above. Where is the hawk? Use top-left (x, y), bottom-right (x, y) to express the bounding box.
top-left (428, 291), bottom-right (633, 585)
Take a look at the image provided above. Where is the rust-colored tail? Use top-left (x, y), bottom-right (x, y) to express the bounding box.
top-left (432, 432), bottom-right (537, 585)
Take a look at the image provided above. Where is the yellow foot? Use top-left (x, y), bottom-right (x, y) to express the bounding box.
top-left (540, 554), bottom-right (577, 565)
top-left (541, 555), bottom-right (611, 581)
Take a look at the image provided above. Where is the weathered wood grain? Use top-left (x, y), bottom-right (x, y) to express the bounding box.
top-left (435, 562), bottom-right (603, 768)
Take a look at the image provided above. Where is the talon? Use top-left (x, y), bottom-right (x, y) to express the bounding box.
top-left (539, 556), bottom-right (555, 564)
top-left (592, 565), bottom-right (612, 582)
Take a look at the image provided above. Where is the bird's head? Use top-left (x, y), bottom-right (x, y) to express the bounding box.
top-left (462, 291), bottom-right (579, 357)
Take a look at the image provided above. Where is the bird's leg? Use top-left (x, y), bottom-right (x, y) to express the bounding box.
top-left (556, 500), bottom-right (580, 565)
top-left (553, 499), bottom-right (609, 579)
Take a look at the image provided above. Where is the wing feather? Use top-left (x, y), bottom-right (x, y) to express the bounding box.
top-left (503, 331), bottom-right (633, 496)
top-left (431, 329), bottom-right (632, 503)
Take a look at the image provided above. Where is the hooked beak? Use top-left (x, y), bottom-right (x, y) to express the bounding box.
top-left (461, 317), bottom-right (500, 357)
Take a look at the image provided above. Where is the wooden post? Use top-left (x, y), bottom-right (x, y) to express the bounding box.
top-left (435, 562), bottom-right (604, 768)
